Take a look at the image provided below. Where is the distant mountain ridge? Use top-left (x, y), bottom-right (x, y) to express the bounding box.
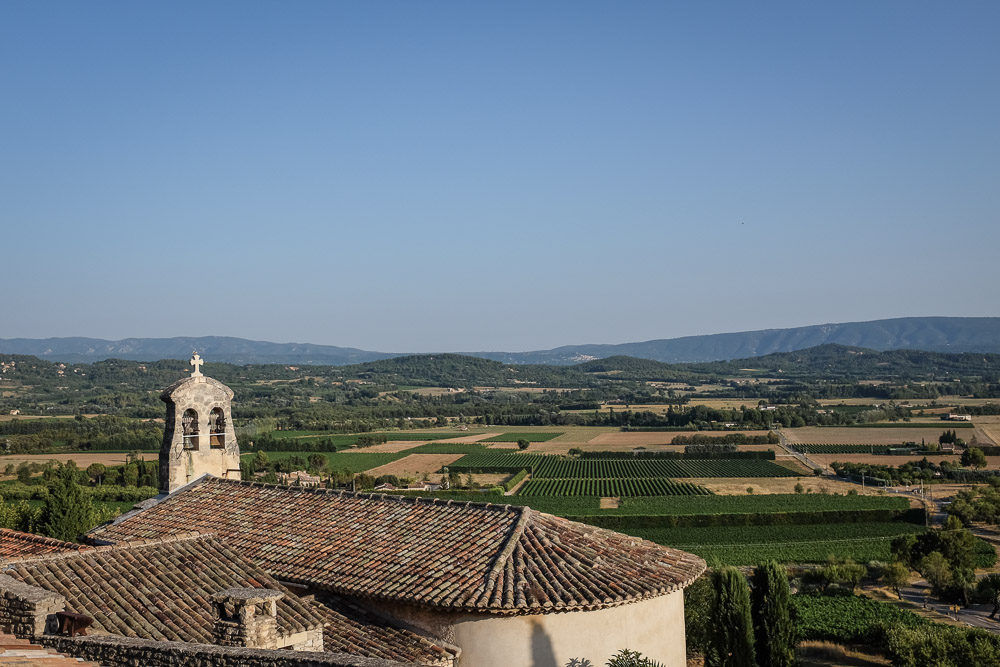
top-left (1, 316), bottom-right (998, 365)
top-left (482, 317), bottom-right (1000, 364)
top-left (0, 336), bottom-right (395, 366)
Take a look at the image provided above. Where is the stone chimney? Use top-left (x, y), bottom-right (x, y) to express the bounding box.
top-left (211, 588), bottom-right (283, 649)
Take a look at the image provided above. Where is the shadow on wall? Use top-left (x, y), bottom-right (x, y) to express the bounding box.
top-left (531, 622), bottom-right (558, 667)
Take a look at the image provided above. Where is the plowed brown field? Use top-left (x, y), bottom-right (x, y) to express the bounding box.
top-left (364, 453), bottom-right (463, 477)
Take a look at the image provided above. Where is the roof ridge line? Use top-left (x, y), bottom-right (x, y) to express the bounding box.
top-left (0, 528), bottom-right (83, 550)
top-left (2, 531), bottom-right (215, 566)
top-left (480, 506), bottom-right (533, 597)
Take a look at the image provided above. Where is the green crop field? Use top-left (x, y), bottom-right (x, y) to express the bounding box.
top-left (447, 453), bottom-right (799, 477)
top-left (376, 432), bottom-right (471, 441)
top-left (404, 443), bottom-right (492, 454)
top-left (389, 492), bottom-right (909, 521)
top-left (531, 458), bottom-right (799, 479)
top-left (482, 432), bottom-right (564, 443)
top-left (791, 593), bottom-right (929, 644)
top-left (322, 452), bottom-right (410, 472)
top-left (630, 521), bottom-right (927, 565)
top-left (266, 431), bottom-right (464, 444)
top-left (445, 453), bottom-right (546, 473)
top-left (243, 451), bottom-right (406, 472)
top-left (270, 430), bottom-right (337, 440)
top-left (605, 494), bottom-right (909, 516)
top-left (518, 478), bottom-right (711, 497)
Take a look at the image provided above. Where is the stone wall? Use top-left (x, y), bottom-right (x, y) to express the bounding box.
top-left (0, 573), bottom-right (65, 638)
top-left (283, 627), bottom-right (324, 651)
top-left (39, 635), bottom-right (420, 667)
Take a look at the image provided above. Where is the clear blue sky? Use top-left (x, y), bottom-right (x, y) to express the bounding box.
top-left (3, 2), bottom-right (998, 352)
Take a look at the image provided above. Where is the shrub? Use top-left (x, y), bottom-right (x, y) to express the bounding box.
top-left (684, 575), bottom-right (715, 658)
top-left (40, 464), bottom-right (95, 542)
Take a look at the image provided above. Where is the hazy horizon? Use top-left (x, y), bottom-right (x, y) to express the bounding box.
top-left (4, 2), bottom-right (998, 351)
top-left (3, 315), bottom-right (999, 355)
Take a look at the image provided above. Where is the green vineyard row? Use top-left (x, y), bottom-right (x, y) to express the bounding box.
top-left (517, 478), bottom-right (711, 497)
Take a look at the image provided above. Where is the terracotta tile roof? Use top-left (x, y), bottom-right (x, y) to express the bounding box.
top-left (315, 595), bottom-right (456, 666)
top-left (2, 533), bottom-right (457, 665)
top-left (89, 478), bottom-right (706, 614)
top-left (0, 634), bottom-right (102, 666)
top-left (2, 533), bottom-right (322, 644)
top-left (0, 530), bottom-right (85, 560)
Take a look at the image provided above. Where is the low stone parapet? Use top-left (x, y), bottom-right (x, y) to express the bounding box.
top-left (39, 635), bottom-right (420, 667)
top-left (0, 573), bottom-right (65, 637)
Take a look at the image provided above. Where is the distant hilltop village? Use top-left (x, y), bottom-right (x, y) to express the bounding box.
top-left (0, 355), bottom-right (705, 667)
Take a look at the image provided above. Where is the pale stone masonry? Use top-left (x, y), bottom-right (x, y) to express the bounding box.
top-left (159, 354), bottom-right (241, 493)
top-left (211, 588), bottom-right (323, 651)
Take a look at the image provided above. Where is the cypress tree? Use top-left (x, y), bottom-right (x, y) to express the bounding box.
top-left (40, 463), bottom-right (95, 542)
top-left (708, 567), bottom-right (756, 667)
top-left (751, 561), bottom-right (795, 667)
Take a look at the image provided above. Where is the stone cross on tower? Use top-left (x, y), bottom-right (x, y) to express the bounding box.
top-left (190, 352), bottom-right (204, 377)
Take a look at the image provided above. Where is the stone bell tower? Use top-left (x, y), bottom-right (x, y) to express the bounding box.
top-left (159, 353), bottom-right (241, 493)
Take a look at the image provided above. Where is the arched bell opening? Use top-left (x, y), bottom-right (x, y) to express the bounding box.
top-left (182, 409), bottom-right (200, 450)
top-left (210, 407), bottom-right (226, 448)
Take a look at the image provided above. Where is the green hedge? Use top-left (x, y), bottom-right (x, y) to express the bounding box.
top-left (503, 469), bottom-right (529, 492)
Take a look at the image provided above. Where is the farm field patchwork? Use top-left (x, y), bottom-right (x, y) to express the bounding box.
top-left (585, 431), bottom-right (707, 447)
top-left (517, 478), bottom-right (710, 497)
top-left (334, 441), bottom-right (424, 453)
top-left (530, 458), bottom-right (799, 479)
top-left (403, 443), bottom-right (492, 454)
top-left (447, 492), bottom-right (910, 517)
top-left (0, 452), bottom-right (155, 469)
top-left (783, 426), bottom-right (961, 446)
top-left (243, 451), bottom-right (406, 473)
top-left (600, 493), bottom-right (909, 515)
top-left (365, 453), bottom-right (464, 478)
top-left (448, 426), bottom-right (702, 454)
top-left (380, 432), bottom-right (479, 441)
top-left (482, 432), bottom-right (564, 443)
top-left (809, 453), bottom-right (1000, 470)
top-left (694, 477), bottom-right (891, 496)
top-left (977, 416), bottom-right (1000, 447)
top-left (268, 431), bottom-right (471, 444)
top-left (445, 453), bottom-right (799, 478)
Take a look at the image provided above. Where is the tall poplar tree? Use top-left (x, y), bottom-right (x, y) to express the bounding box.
top-left (708, 567), bottom-right (756, 667)
top-left (751, 561), bottom-right (795, 667)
